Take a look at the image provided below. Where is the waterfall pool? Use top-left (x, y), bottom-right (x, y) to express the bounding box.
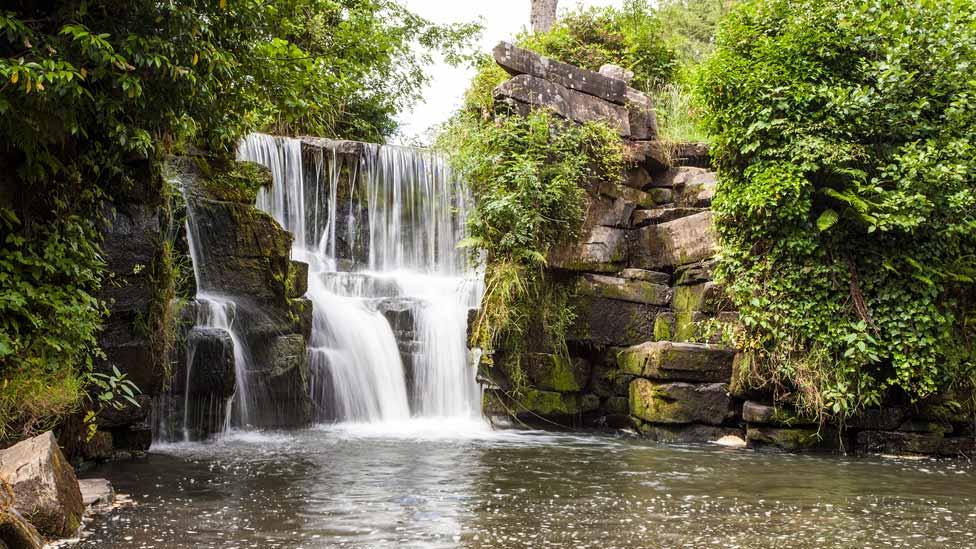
top-left (79, 425), bottom-right (975, 548)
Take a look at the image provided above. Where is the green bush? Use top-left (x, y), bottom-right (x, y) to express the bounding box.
top-left (518, 0), bottom-right (678, 92)
top-left (697, 0), bottom-right (976, 418)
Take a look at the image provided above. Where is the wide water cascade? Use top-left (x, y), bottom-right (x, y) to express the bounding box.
top-left (238, 133), bottom-right (484, 424)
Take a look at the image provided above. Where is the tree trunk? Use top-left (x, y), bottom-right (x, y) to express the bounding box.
top-left (531, 0), bottom-right (558, 33)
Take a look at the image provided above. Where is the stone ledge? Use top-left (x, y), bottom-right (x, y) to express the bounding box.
top-left (494, 41), bottom-right (628, 104)
top-left (617, 342), bottom-right (733, 383)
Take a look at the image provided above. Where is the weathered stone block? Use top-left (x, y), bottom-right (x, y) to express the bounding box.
top-left (592, 195), bottom-right (636, 229)
top-left (599, 63), bottom-right (634, 84)
top-left (549, 226), bottom-right (628, 272)
top-left (631, 211), bottom-right (718, 270)
top-left (629, 379), bottom-right (732, 425)
top-left (571, 296), bottom-right (659, 346)
top-left (0, 479), bottom-right (42, 549)
top-left (186, 327), bottom-right (235, 397)
top-left (631, 207), bottom-right (707, 227)
top-left (623, 166), bottom-right (651, 191)
top-left (625, 87), bottom-right (658, 140)
top-left (524, 353), bottom-right (591, 392)
top-left (618, 268), bottom-right (670, 285)
top-left (672, 282), bottom-right (723, 314)
top-left (639, 423), bottom-right (744, 444)
top-left (577, 273), bottom-right (672, 306)
top-left (592, 180), bottom-right (658, 208)
top-left (625, 140), bottom-right (671, 173)
top-left (0, 432), bottom-right (84, 537)
top-left (854, 430), bottom-right (945, 456)
top-left (617, 342), bottom-right (733, 382)
top-left (494, 42), bottom-right (628, 104)
top-left (674, 260), bottom-right (717, 286)
top-left (517, 390), bottom-right (588, 417)
top-left (287, 260), bottom-right (308, 298)
top-left (495, 75), bottom-right (631, 135)
top-left (746, 426), bottom-right (834, 452)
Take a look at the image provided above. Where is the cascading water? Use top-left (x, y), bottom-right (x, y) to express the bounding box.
top-left (238, 133), bottom-right (484, 424)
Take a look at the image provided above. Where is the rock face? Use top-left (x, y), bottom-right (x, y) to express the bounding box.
top-left (495, 74), bottom-right (631, 136)
top-left (631, 211), bottom-right (718, 270)
top-left (0, 484), bottom-right (43, 549)
top-left (0, 432), bottom-right (84, 538)
top-left (617, 342), bottom-right (733, 382)
top-left (577, 274), bottom-right (672, 306)
top-left (629, 380), bottom-right (732, 425)
top-left (494, 42), bottom-right (628, 104)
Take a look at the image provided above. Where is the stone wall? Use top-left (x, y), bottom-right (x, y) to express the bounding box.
top-left (482, 42), bottom-right (976, 457)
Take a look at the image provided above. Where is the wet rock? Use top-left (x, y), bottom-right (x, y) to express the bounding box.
top-left (631, 211), bottom-right (718, 270)
top-left (617, 342), bottom-right (734, 382)
top-left (517, 390), bottom-right (589, 417)
top-left (577, 273), bottom-right (672, 306)
top-left (589, 358), bottom-right (633, 398)
top-left (287, 260), bottom-right (308, 298)
top-left (631, 207), bottom-right (707, 227)
top-left (640, 423), bottom-right (744, 444)
top-left (186, 327), bottom-right (235, 397)
top-left (604, 396), bottom-right (630, 415)
top-left (495, 75), bottom-right (631, 136)
top-left (846, 407), bottom-right (910, 431)
top-left (571, 296), bottom-right (659, 346)
top-left (94, 395), bottom-right (152, 429)
top-left (523, 353), bottom-right (591, 392)
top-left (494, 42), bottom-right (628, 104)
top-left (0, 432), bottom-right (84, 538)
top-left (549, 226), bottom-right (628, 273)
top-left (78, 478), bottom-right (114, 512)
top-left (110, 423), bottom-right (152, 454)
top-left (599, 63), bottom-right (634, 84)
top-left (854, 430), bottom-right (946, 456)
top-left (78, 431), bottom-right (114, 462)
top-left (742, 401), bottom-right (815, 426)
top-left (746, 426), bottom-right (836, 452)
top-left (618, 268), bottom-right (670, 285)
top-left (629, 379), bottom-right (732, 425)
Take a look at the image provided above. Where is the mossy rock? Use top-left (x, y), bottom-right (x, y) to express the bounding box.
top-left (628, 379), bottom-right (732, 425)
top-left (518, 389), bottom-right (581, 416)
top-left (746, 426), bottom-right (837, 452)
top-left (742, 401), bottom-right (816, 426)
top-left (194, 157), bottom-right (272, 204)
top-left (616, 341), bottom-right (733, 383)
top-left (523, 353), bottom-right (590, 392)
top-left (576, 273), bottom-right (671, 306)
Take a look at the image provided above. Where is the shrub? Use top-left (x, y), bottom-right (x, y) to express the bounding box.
top-left (697, 0), bottom-right (976, 418)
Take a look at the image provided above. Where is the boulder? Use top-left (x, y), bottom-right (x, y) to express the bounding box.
top-left (0, 481), bottom-right (42, 549)
top-left (523, 353), bottom-right (591, 392)
top-left (592, 195), bottom-right (636, 229)
top-left (629, 379), bottom-right (732, 425)
top-left (185, 327), bottom-right (235, 397)
top-left (671, 169), bottom-right (717, 207)
top-left (599, 63), bottom-right (634, 84)
top-left (631, 211), bottom-right (718, 270)
top-left (78, 478), bottom-right (114, 512)
top-left (571, 296), bottom-right (659, 346)
top-left (549, 225), bottom-right (628, 272)
top-left (618, 268), bottom-right (670, 285)
top-left (623, 166), bottom-right (652, 191)
top-left (617, 342), bottom-right (734, 382)
top-left (592, 180), bottom-right (659, 208)
top-left (639, 423), bottom-right (744, 444)
top-left (577, 273), bottom-right (672, 306)
top-left (0, 432), bottom-right (84, 537)
top-left (495, 75), bottom-right (631, 136)
top-left (624, 140), bottom-right (671, 173)
top-left (631, 207), bottom-right (707, 227)
top-left (494, 42), bottom-right (628, 104)
top-left (672, 142), bottom-right (710, 168)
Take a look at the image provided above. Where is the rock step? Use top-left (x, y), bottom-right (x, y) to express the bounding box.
top-left (577, 273), bottom-right (672, 307)
top-left (617, 341), bottom-right (733, 382)
top-left (629, 379), bottom-right (732, 425)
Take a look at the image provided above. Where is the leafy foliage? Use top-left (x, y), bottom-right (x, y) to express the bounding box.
top-left (518, 0), bottom-right (678, 92)
top-left (697, 0), bottom-right (976, 418)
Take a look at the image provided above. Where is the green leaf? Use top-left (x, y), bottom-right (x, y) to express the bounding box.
top-left (816, 209), bottom-right (839, 232)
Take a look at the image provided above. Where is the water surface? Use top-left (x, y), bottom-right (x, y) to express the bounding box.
top-left (80, 422), bottom-right (976, 548)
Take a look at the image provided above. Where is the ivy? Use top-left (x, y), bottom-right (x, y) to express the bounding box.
top-left (696, 0), bottom-right (976, 418)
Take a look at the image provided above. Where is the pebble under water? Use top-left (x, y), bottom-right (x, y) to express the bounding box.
top-left (79, 421), bottom-right (976, 548)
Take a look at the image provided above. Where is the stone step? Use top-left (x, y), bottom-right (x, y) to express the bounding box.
top-left (629, 379), bottom-right (732, 425)
top-left (631, 207), bottom-right (708, 227)
top-left (617, 341), bottom-right (733, 382)
top-left (631, 210), bottom-right (718, 270)
top-left (493, 41), bottom-right (628, 104)
top-left (577, 273), bottom-right (672, 306)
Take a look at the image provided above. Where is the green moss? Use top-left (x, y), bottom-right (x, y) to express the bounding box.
top-left (653, 314), bottom-right (673, 341)
top-left (519, 389), bottom-right (580, 416)
top-left (195, 157), bottom-right (272, 204)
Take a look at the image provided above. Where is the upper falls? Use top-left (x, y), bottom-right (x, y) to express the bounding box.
top-left (237, 133), bottom-right (484, 424)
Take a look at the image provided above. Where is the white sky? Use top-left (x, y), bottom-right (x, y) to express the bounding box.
top-left (396, 0), bottom-right (626, 143)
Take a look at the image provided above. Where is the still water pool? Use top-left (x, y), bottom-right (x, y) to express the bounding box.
top-left (79, 419), bottom-right (976, 548)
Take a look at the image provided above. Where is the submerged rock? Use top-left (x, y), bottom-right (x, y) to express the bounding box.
top-left (0, 432), bottom-right (84, 538)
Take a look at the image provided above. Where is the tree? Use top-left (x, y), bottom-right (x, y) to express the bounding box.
top-left (531, 0), bottom-right (558, 33)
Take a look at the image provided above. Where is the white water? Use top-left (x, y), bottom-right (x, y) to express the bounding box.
top-left (238, 133), bottom-right (484, 424)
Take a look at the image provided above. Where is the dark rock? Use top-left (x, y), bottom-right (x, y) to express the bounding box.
top-left (855, 430), bottom-right (945, 456)
top-left (592, 195), bottom-right (636, 229)
top-left (0, 432), bottom-right (84, 538)
top-left (672, 142), bottom-right (710, 168)
top-left (742, 401), bottom-right (816, 426)
top-left (629, 379), bottom-right (732, 425)
top-left (631, 211), bottom-right (718, 270)
top-left (674, 260), bottom-right (717, 286)
top-left (495, 74), bottom-right (631, 136)
top-left (494, 42), bottom-right (628, 104)
top-left (95, 394), bottom-right (151, 429)
top-left (617, 342), bottom-right (734, 382)
top-left (549, 226), bottom-right (628, 273)
top-left (728, 353), bottom-right (773, 401)
top-left (673, 170), bottom-right (717, 207)
top-left (577, 273), bottom-right (672, 306)
top-left (592, 180), bottom-right (658, 208)
top-left (288, 260), bottom-right (308, 298)
top-left (846, 407), bottom-right (911, 431)
top-left (570, 296), bottom-right (660, 346)
top-left (111, 423), bottom-right (152, 454)
top-left (0, 479), bottom-right (43, 549)
top-left (186, 327), bottom-right (236, 397)
top-left (747, 426), bottom-right (840, 452)
top-left (624, 140), bottom-right (672, 173)
top-left (623, 166), bottom-right (652, 191)
top-left (631, 207), bottom-right (707, 227)
top-left (78, 431), bottom-right (114, 462)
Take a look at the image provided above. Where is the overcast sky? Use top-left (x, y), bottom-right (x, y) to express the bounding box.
top-left (396, 0), bottom-right (626, 143)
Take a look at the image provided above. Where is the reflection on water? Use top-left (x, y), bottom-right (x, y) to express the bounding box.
top-left (79, 425), bottom-right (976, 548)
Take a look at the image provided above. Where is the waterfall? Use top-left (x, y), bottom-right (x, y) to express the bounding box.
top-left (238, 133), bottom-right (484, 423)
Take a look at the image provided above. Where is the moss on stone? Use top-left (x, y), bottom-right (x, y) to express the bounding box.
top-left (653, 314), bottom-right (672, 341)
top-left (195, 157), bottom-right (272, 204)
top-left (518, 389), bottom-right (580, 416)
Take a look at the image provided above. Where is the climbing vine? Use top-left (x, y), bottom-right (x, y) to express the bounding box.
top-left (696, 0), bottom-right (976, 418)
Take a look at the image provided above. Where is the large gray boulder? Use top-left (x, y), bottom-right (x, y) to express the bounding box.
top-left (0, 432), bottom-right (84, 538)
top-left (631, 211), bottom-right (718, 270)
top-left (629, 379), bottom-right (732, 425)
top-left (494, 42), bottom-right (628, 104)
top-left (617, 342), bottom-right (733, 382)
top-left (495, 74), bottom-right (631, 136)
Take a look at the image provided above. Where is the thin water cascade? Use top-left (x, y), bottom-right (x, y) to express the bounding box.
top-left (238, 133), bottom-right (484, 424)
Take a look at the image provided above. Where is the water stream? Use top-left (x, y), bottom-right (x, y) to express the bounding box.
top-left (237, 133), bottom-right (483, 424)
